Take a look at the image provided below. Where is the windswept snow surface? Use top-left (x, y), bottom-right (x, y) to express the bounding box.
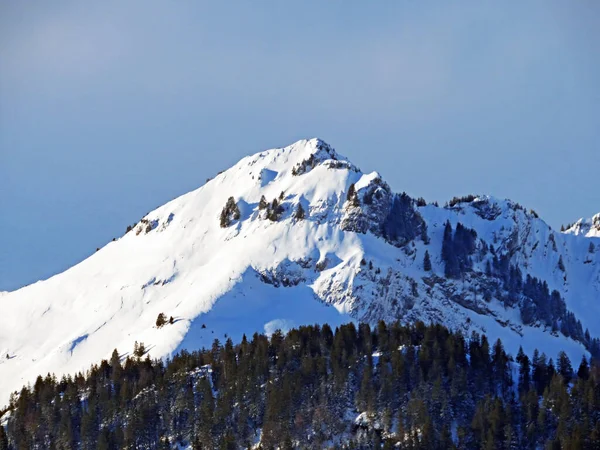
top-left (1, 138), bottom-right (599, 408)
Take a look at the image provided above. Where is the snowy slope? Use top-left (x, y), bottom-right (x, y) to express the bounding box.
top-left (1, 138), bottom-right (599, 408)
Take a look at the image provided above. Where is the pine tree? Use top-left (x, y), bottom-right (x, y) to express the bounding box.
top-left (492, 338), bottom-right (510, 394)
top-left (220, 207), bottom-right (230, 228)
top-left (156, 312), bottom-right (167, 328)
top-left (110, 348), bottom-right (121, 370)
top-left (267, 199), bottom-right (284, 221)
top-left (576, 355), bottom-right (589, 380)
top-left (258, 195), bottom-right (268, 210)
top-left (557, 351), bottom-right (573, 385)
top-left (220, 197), bottom-right (241, 227)
top-left (358, 362), bottom-right (375, 412)
top-left (442, 221), bottom-right (460, 278)
top-left (294, 203), bottom-right (305, 221)
top-left (133, 341), bottom-right (146, 358)
top-left (197, 376), bottom-right (214, 444)
top-left (557, 255), bottom-right (565, 272)
top-left (423, 250), bottom-right (432, 271)
top-left (110, 348), bottom-right (122, 397)
top-left (532, 350), bottom-right (548, 394)
top-left (516, 346), bottom-right (531, 394)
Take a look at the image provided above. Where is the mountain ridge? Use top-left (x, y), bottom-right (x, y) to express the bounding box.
top-left (1, 138), bottom-right (599, 408)
top-left (563, 213), bottom-right (600, 238)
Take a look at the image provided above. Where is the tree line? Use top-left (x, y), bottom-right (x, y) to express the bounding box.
top-left (1, 321), bottom-right (599, 449)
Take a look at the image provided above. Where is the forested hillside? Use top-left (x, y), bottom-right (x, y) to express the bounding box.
top-left (1, 321), bottom-right (599, 449)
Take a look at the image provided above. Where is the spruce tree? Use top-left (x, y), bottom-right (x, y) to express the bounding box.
top-left (267, 199), bottom-right (284, 221)
top-left (294, 203), bottom-right (305, 220)
top-left (156, 312), bottom-right (167, 328)
top-left (220, 197), bottom-right (240, 227)
top-left (133, 341), bottom-right (146, 358)
top-left (442, 221), bottom-right (460, 278)
top-left (516, 346), bottom-right (531, 394)
top-left (220, 206), bottom-right (230, 228)
top-left (442, 221), bottom-right (452, 259)
top-left (492, 338), bottom-right (510, 394)
top-left (558, 255), bottom-right (565, 272)
top-left (258, 195), bottom-right (268, 210)
top-left (556, 351), bottom-right (573, 385)
top-left (423, 250), bottom-right (432, 271)
top-left (576, 355), bottom-right (589, 380)
top-left (110, 348), bottom-right (120, 368)
top-left (532, 350), bottom-right (548, 394)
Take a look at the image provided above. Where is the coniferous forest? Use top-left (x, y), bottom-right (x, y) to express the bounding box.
top-left (1, 321), bottom-right (600, 450)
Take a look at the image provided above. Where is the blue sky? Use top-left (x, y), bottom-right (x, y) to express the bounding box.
top-left (1, 1), bottom-right (599, 291)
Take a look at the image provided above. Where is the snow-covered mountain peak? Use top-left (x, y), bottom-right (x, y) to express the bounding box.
top-left (1, 138), bottom-right (599, 409)
top-left (231, 138), bottom-right (352, 178)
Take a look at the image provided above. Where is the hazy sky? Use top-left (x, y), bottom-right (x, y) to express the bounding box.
top-left (1, 1), bottom-right (599, 291)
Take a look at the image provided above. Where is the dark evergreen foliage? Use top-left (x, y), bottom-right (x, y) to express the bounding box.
top-left (346, 183), bottom-right (359, 208)
top-left (557, 255), bottom-right (565, 272)
top-left (423, 250), bottom-right (432, 272)
top-left (219, 197), bottom-right (241, 228)
top-left (2, 322), bottom-right (600, 449)
top-left (415, 197), bottom-right (427, 207)
top-left (258, 195), bottom-right (268, 210)
top-left (477, 253), bottom-right (593, 355)
top-left (294, 203), bottom-right (305, 221)
top-left (133, 341), bottom-right (146, 358)
top-left (291, 154), bottom-right (317, 176)
top-left (446, 195), bottom-right (477, 208)
top-left (156, 313), bottom-right (167, 328)
top-left (266, 199), bottom-right (284, 222)
top-left (0, 426), bottom-right (8, 450)
top-left (441, 221), bottom-right (477, 279)
top-left (381, 193), bottom-right (428, 247)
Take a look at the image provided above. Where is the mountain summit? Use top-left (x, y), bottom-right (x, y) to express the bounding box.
top-left (1, 138), bottom-right (599, 407)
